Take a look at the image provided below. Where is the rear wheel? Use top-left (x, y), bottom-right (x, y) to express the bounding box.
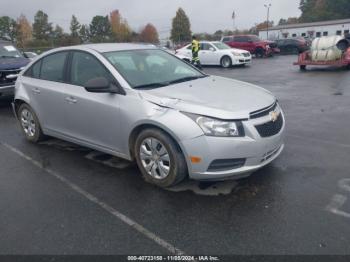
top-left (220, 56), bottom-right (232, 68)
top-left (18, 104), bottom-right (46, 143)
top-left (300, 65), bottom-right (307, 71)
top-left (135, 128), bottom-right (187, 188)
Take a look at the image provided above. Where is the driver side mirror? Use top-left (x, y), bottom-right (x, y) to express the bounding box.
top-left (209, 47), bottom-right (215, 52)
top-left (84, 77), bottom-right (125, 95)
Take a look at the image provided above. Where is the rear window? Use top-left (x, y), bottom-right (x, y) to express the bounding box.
top-left (222, 37), bottom-right (232, 42)
top-left (40, 52), bottom-right (68, 82)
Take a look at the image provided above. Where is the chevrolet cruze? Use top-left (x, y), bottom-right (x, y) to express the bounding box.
top-left (13, 43), bottom-right (285, 188)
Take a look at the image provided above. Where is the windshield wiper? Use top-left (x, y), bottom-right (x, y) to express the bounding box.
top-left (167, 75), bottom-right (208, 85)
top-left (134, 75), bottom-right (208, 89)
top-left (133, 82), bottom-right (170, 89)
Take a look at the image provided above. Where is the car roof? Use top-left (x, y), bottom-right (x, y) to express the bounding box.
top-left (50, 43), bottom-right (158, 53)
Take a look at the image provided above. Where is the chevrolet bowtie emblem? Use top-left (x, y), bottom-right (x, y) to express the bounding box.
top-left (269, 111), bottom-right (280, 122)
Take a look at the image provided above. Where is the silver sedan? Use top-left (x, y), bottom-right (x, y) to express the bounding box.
top-left (13, 43), bottom-right (285, 188)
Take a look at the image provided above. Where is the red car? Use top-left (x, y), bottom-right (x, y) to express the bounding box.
top-left (221, 35), bottom-right (280, 57)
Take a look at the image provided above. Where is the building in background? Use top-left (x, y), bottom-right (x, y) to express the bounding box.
top-left (259, 19), bottom-right (350, 40)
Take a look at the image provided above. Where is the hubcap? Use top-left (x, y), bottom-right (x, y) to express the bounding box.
top-left (20, 109), bottom-right (36, 137)
top-left (222, 58), bottom-right (230, 67)
top-left (139, 138), bottom-right (171, 180)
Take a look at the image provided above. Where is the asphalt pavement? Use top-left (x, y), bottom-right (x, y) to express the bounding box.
top-left (1, 55), bottom-right (350, 256)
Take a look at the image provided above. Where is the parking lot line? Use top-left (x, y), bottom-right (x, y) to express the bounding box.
top-left (0, 141), bottom-right (185, 256)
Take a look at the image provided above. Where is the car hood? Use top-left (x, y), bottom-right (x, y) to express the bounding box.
top-left (0, 57), bottom-right (30, 70)
top-left (229, 48), bottom-right (250, 54)
top-left (140, 76), bottom-right (275, 120)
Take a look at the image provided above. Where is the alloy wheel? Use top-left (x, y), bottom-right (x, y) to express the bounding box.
top-left (20, 109), bottom-right (36, 137)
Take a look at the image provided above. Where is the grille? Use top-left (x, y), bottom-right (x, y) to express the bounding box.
top-left (0, 69), bottom-right (21, 87)
top-left (208, 158), bottom-right (246, 172)
top-left (242, 53), bottom-right (251, 57)
top-left (255, 114), bottom-right (283, 138)
top-left (250, 102), bottom-right (277, 119)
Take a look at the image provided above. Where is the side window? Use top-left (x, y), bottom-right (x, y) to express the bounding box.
top-left (24, 60), bottom-right (42, 78)
top-left (32, 61), bottom-right (42, 78)
top-left (40, 52), bottom-right (68, 82)
top-left (222, 37), bottom-right (231, 42)
top-left (70, 52), bottom-right (112, 87)
top-left (201, 43), bottom-right (211, 50)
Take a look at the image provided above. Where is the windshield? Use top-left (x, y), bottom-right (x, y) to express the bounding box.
top-left (0, 45), bottom-right (23, 58)
top-left (103, 49), bottom-right (205, 89)
top-left (213, 42), bottom-right (231, 50)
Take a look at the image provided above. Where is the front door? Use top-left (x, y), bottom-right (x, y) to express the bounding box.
top-left (63, 51), bottom-right (122, 153)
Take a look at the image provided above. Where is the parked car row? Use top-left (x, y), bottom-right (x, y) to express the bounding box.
top-left (175, 41), bottom-right (252, 68)
top-left (221, 35), bottom-right (280, 57)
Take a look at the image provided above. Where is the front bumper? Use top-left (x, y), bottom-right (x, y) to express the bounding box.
top-left (234, 56), bottom-right (252, 65)
top-left (181, 112), bottom-right (285, 181)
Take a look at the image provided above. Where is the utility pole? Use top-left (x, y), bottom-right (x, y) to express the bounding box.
top-left (232, 10), bottom-right (236, 33)
top-left (264, 4), bottom-right (271, 40)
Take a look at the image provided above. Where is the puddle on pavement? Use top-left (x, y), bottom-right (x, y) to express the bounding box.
top-left (39, 139), bottom-right (90, 152)
top-left (167, 180), bottom-right (238, 196)
top-left (40, 138), bottom-right (239, 196)
top-left (85, 151), bottom-right (132, 169)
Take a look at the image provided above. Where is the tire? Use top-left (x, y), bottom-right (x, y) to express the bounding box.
top-left (300, 65), bottom-right (307, 71)
top-left (18, 103), bottom-right (46, 143)
top-left (255, 48), bottom-right (265, 58)
top-left (134, 128), bottom-right (187, 188)
top-left (220, 56), bottom-right (232, 68)
top-left (346, 64), bottom-right (350, 70)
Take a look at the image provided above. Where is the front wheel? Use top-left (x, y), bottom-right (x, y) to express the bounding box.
top-left (18, 104), bottom-right (46, 143)
top-left (220, 56), bottom-right (232, 68)
top-left (255, 48), bottom-right (265, 58)
top-left (135, 128), bottom-right (187, 188)
top-left (300, 65), bottom-right (306, 71)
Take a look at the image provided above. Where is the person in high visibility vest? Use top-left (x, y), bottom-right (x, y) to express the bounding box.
top-left (191, 35), bottom-right (202, 69)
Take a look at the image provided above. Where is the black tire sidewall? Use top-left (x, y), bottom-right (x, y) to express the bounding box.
top-left (134, 128), bottom-right (187, 188)
top-left (18, 104), bottom-right (45, 143)
top-left (255, 48), bottom-right (265, 58)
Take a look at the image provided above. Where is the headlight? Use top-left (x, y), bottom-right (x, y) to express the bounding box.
top-left (231, 51), bottom-right (242, 56)
top-left (183, 113), bottom-right (244, 137)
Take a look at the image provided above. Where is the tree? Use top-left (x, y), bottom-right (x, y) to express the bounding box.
top-left (16, 14), bottom-right (32, 48)
top-left (139, 23), bottom-right (159, 44)
top-left (0, 16), bottom-right (17, 41)
top-left (32, 10), bottom-right (52, 41)
top-left (79, 24), bottom-right (90, 43)
top-left (89, 15), bottom-right (112, 43)
top-left (299, 0), bottom-right (350, 22)
top-left (170, 8), bottom-right (191, 44)
top-left (279, 17), bottom-right (299, 26)
top-left (255, 21), bottom-right (274, 31)
top-left (110, 10), bottom-right (131, 42)
top-left (70, 15), bottom-right (81, 38)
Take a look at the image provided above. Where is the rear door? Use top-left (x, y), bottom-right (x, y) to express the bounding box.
top-left (63, 51), bottom-right (122, 152)
top-left (22, 51), bottom-right (71, 134)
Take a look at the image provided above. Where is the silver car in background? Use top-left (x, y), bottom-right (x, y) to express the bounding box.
top-left (13, 43), bottom-right (285, 188)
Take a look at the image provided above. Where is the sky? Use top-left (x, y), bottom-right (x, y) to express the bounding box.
top-left (0, 0), bottom-right (301, 38)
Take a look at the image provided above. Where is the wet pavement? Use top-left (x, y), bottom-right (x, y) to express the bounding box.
top-left (0, 55), bottom-right (350, 255)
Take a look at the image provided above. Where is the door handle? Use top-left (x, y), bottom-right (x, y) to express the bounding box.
top-left (32, 88), bottom-right (40, 94)
top-left (65, 97), bottom-right (77, 104)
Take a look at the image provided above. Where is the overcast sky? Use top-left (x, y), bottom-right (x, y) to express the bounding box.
top-left (1, 0), bottom-right (301, 38)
